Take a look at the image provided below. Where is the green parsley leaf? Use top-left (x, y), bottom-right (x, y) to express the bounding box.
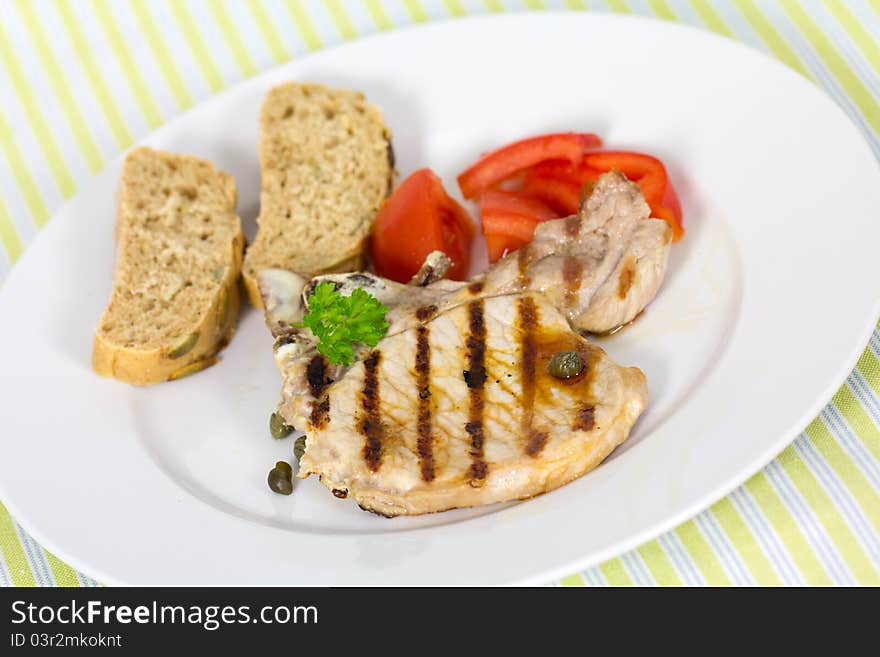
top-left (299, 282), bottom-right (389, 365)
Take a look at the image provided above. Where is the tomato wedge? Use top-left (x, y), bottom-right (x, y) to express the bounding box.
top-left (457, 132), bottom-right (601, 199)
top-left (370, 168), bottom-right (474, 283)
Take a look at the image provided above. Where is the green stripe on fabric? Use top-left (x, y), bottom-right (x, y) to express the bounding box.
top-left (776, 446), bottom-right (880, 584)
top-left (168, 1), bottom-right (225, 93)
top-left (0, 22), bottom-right (76, 199)
top-left (325, 0), bottom-right (359, 39)
top-left (675, 520), bottom-right (732, 585)
top-left (648, 0), bottom-right (677, 20)
top-left (636, 541), bottom-right (683, 586)
top-left (16, 0), bottom-right (103, 174)
top-left (805, 416), bottom-right (880, 535)
top-left (832, 382), bottom-right (880, 468)
top-left (598, 558), bottom-right (633, 586)
top-left (46, 551), bottom-right (80, 587)
top-left (365, 0), bottom-right (394, 28)
top-left (709, 498), bottom-right (780, 585)
top-left (247, 2), bottom-right (290, 62)
top-left (781, 0), bottom-right (880, 134)
top-left (207, 0), bottom-right (257, 77)
top-left (129, 0), bottom-right (193, 109)
top-left (92, 0), bottom-right (163, 127)
top-left (0, 198), bottom-right (25, 264)
top-left (0, 111), bottom-right (50, 227)
top-left (733, 0), bottom-right (812, 79)
top-left (404, 0), bottom-right (431, 22)
top-left (857, 348), bottom-right (880, 404)
top-left (0, 503), bottom-right (36, 587)
top-left (688, 0), bottom-right (735, 38)
top-left (443, 0), bottom-right (467, 16)
top-left (743, 472), bottom-right (833, 586)
top-left (823, 1), bottom-right (880, 77)
top-left (280, 1), bottom-right (319, 54)
top-left (559, 573), bottom-right (585, 587)
top-left (606, 0), bottom-right (631, 13)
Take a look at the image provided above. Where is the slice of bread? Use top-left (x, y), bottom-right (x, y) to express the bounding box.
top-left (93, 147), bottom-right (245, 385)
top-left (242, 82), bottom-right (394, 307)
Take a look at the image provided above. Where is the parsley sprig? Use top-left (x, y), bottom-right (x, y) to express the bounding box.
top-left (298, 282), bottom-right (389, 365)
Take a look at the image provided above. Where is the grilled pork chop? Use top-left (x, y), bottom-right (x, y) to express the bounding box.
top-left (258, 171), bottom-right (669, 515)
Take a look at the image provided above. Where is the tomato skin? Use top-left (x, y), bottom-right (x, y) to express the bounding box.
top-left (370, 168), bottom-right (474, 282)
top-left (478, 190), bottom-right (557, 222)
top-left (457, 132), bottom-right (601, 199)
top-left (521, 171), bottom-right (583, 216)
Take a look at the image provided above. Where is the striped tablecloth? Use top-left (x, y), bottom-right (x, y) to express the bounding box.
top-left (1, 1), bottom-right (879, 588)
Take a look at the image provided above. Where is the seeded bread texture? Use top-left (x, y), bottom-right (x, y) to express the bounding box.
top-left (92, 147), bottom-right (245, 385)
top-left (242, 82), bottom-right (394, 307)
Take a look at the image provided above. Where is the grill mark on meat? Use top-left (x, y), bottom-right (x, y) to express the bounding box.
top-left (360, 351), bottom-right (384, 472)
top-left (618, 259), bottom-right (636, 299)
top-left (415, 325), bottom-right (435, 482)
top-left (564, 214), bottom-right (580, 239)
top-left (562, 255), bottom-right (584, 311)
top-left (465, 301), bottom-right (488, 485)
top-left (306, 354), bottom-right (331, 399)
top-left (573, 404), bottom-right (596, 432)
top-left (416, 304), bottom-right (437, 322)
top-left (519, 296), bottom-right (549, 457)
top-left (517, 245), bottom-right (532, 289)
top-left (310, 396), bottom-right (330, 429)
top-left (468, 281), bottom-right (484, 295)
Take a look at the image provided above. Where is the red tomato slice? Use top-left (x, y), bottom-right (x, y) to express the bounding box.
top-left (480, 211), bottom-right (540, 264)
top-left (478, 190), bottom-right (558, 222)
top-left (370, 168), bottom-right (474, 282)
top-left (457, 132), bottom-right (601, 199)
top-left (521, 172), bottom-right (583, 216)
top-left (485, 233), bottom-right (518, 263)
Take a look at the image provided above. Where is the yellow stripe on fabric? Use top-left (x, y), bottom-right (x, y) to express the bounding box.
top-left (832, 382), bottom-right (880, 466)
top-left (0, 22), bottom-right (76, 199)
top-left (689, 0), bottom-right (735, 38)
top-left (780, 0), bottom-right (880, 134)
top-left (0, 112), bottom-right (50, 227)
top-left (16, 0), bottom-right (102, 174)
top-left (636, 541), bottom-right (683, 586)
top-left (598, 558), bottom-right (633, 586)
top-left (365, 0), bottom-right (394, 29)
top-left (168, 0), bottom-right (225, 93)
top-left (823, 1), bottom-right (880, 77)
top-left (777, 446), bottom-right (880, 584)
top-left (247, 1), bottom-right (290, 62)
top-left (869, 0), bottom-right (880, 21)
top-left (443, 0), bottom-right (468, 16)
top-left (280, 1), bottom-right (318, 54)
top-left (559, 573), bottom-right (586, 587)
top-left (523, 0), bottom-right (546, 10)
top-left (46, 551), bottom-right (80, 587)
top-left (0, 198), bottom-right (25, 264)
top-left (606, 0), bottom-right (631, 13)
top-left (805, 416), bottom-right (880, 536)
top-left (744, 472), bottom-right (832, 585)
top-left (404, 0), bottom-right (430, 22)
top-left (92, 0), bottom-right (163, 128)
top-left (674, 520), bottom-right (732, 585)
top-left (129, 0), bottom-right (193, 110)
top-left (732, 0), bottom-right (812, 79)
top-left (857, 348), bottom-right (880, 407)
top-left (709, 498), bottom-right (780, 585)
top-left (481, 0), bottom-right (504, 13)
top-left (207, 0), bottom-right (257, 77)
top-left (0, 503), bottom-right (36, 587)
top-left (648, 0), bottom-right (677, 20)
top-left (325, 0), bottom-right (359, 39)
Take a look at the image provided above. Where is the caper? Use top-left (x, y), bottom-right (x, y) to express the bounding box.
top-left (269, 412), bottom-right (294, 439)
top-left (548, 351), bottom-right (584, 379)
top-left (294, 436), bottom-right (307, 461)
top-left (268, 461), bottom-right (293, 495)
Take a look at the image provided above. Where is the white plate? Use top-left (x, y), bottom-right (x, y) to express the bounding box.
top-left (1, 12), bottom-right (878, 586)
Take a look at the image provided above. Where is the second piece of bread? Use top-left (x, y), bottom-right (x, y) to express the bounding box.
top-left (242, 82), bottom-right (394, 307)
